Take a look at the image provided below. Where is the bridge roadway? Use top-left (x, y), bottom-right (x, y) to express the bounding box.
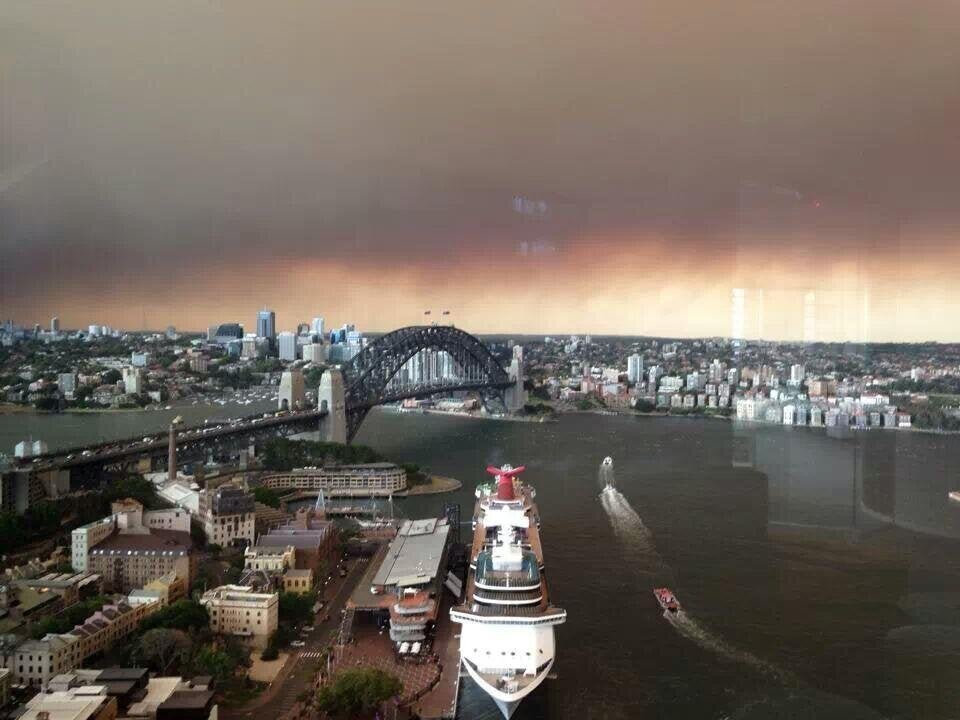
top-left (15, 407), bottom-right (327, 473)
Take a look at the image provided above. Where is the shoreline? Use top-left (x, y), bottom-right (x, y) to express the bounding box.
top-left (394, 474), bottom-right (462, 496)
top-left (0, 403), bottom-right (149, 415)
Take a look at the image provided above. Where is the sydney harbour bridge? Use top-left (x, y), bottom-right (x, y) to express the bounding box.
top-left (12, 325), bottom-right (523, 487)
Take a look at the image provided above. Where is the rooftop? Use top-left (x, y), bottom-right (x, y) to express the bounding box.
top-left (90, 528), bottom-right (192, 556)
top-left (159, 689), bottom-right (215, 710)
top-left (371, 517), bottom-right (450, 589)
top-left (21, 687), bottom-right (112, 720)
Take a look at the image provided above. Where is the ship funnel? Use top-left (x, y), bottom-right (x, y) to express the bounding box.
top-left (485, 464), bottom-right (526, 501)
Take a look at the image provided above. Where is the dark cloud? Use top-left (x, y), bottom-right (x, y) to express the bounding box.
top-left (2, 1), bottom-right (959, 333)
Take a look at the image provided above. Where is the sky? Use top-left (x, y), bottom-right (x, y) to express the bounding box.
top-left (2, 1), bottom-right (960, 341)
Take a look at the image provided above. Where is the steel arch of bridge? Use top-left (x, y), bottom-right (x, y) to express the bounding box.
top-left (341, 325), bottom-right (512, 441)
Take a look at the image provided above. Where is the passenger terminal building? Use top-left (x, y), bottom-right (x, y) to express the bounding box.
top-left (346, 517), bottom-right (452, 646)
top-left (262, 463), bottom-right (407, 497)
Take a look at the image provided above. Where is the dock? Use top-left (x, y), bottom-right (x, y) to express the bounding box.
top-left (408, 592), bottom-right (461, 720)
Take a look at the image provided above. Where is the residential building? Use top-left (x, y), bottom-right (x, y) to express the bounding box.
top-left (87, 531), bottom-right (193, 594)
top-left (626, 355), bottom-right (643, 384)
top-left (0, 468), bottom-right (47, 514)
top-left (807, 378), bottom-right (837, 397)
top-left (188, 355), bottom-right (209, 373)
top-left (15, 572), bottom-right (102, 607)
top-left (69, 598), bottom-right (162, 662)
top-left (72, 500), bottom-right (189, 573)
top-left (262, 463), bottom-right (407, 496)
top-left (789, 364), bottom-right (805, 385)
top-left (659, 376), bottom-right (683, 393)
top-left (0, 667), bottom-right (8, 708)
top-left (282, 569), bottom-right (313, 595)
top-left (126, 571), bottom-right (187, 608)
top-left (782, 405), bottom-right (796, 425)
top-left (197, 485), bottom-right (255, 547)
top-left (200, 585), bottom-right (278, 649)
top-left (19, 684), bottom-right (117, 720)
top-left (121, 367), bottom-right (143, 395)
top-left (810, 406), bottom-right (824, 427)
top-left (72, 518), bottom-right (117, 573)
top-left (12, 633), bottom-right (82, 687)
top-left (58, 373), bottom-right (77, 398)
top-left (243, 545), bottom-right (295, 573)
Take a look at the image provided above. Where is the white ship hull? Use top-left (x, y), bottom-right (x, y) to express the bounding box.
top-left (461, 654), bottom-right (554, 719)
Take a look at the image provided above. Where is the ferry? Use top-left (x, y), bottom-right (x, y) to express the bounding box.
top-left (451, 464), bottom-right (567, 719)
top-left (654, 588), bottom-right (680, 613)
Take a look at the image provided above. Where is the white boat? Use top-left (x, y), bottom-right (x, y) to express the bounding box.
top-left (451, 464), bottom-right (566, 719)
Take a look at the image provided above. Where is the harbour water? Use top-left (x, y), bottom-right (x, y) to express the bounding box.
top-left (4, 408), bottom-right (960, 718)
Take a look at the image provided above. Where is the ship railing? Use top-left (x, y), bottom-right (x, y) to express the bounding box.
top-left (474, 577), bottom-right (541, 591)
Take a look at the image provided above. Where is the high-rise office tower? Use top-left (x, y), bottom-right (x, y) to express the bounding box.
top-left (256, 309), bottom-right (276, 343)
top-left (277, 331), bottom-right (298, 362)
top-left (311, 317), bottom-right (325, 337)
top-left (50, 316), bottom-right (60, 333)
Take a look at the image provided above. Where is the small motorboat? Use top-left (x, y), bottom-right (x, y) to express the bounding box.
top-left (949, 491), bottom-right (960, 503)
top-left (654, 587), bottom-right (680, 613)
top-left (602, 456), bottom-right (613, 467)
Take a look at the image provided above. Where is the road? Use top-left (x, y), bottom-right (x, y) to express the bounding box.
top-left (223, 556), bottom-right (369, 720)
top-left (19, 407), bottom-right (325, 472)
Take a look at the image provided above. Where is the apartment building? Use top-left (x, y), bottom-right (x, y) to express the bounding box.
top-left (243, 545), bottom-right (295, 573)
top-left (199, 585), bottom-right (278, 650)
top-left (11, 633), bottom-right (82, 687)
top-left (197, 485), bottom-right (255, 547)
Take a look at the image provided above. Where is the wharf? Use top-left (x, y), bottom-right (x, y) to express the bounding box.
top-left (408, 592), bottom-right (461, 720)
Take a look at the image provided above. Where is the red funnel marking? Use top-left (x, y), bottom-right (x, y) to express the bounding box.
top-left (485, 465), bottom-right (526, 501)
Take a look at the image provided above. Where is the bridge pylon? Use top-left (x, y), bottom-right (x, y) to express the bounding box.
top-left (318, 368), bottom-right (347, 444)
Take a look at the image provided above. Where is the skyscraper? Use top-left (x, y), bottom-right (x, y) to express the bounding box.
top-left (256, 309), bottom-right (276, 343)
top-left (627, 354), bottom-right (644, 384)
top-left (278, 331), bottom-right (298, 362)
top-left (311, 317), bottom-right (325, 337)
top-left (50, 316), bottom-right (60, 333)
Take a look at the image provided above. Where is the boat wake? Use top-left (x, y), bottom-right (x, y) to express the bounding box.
top-left (598, 478), bottom-right (793, 685)
top-left (663, 610), bottom-right (795, 684)
top-left (599, 484), bottom-right (658, 559)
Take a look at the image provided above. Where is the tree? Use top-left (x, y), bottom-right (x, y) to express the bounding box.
top-left (191, 644), bottom-right (243, 684)
top-left (316, 666), bottom-right (403, 718)
top-left (252, 486), bottom-right (282, 509)
top-left (278, 592), bottom-right (314, 625)
top-left (139, 628), bottom-right (192, 675)
top-left (139, 599), bottom-right (209, 633)
top-left (634, 399), bottom-right (656, 412)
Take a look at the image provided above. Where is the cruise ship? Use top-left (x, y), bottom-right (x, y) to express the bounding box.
top-left (451, 464), bottom-right (567, 719)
